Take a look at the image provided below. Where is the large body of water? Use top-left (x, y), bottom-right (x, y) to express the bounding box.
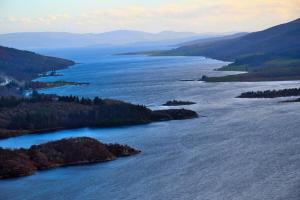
top-left (1, 47), bottom-right (300, 200)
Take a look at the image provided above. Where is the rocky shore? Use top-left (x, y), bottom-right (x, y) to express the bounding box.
top-left (0, 137), bottom-right (140, 179)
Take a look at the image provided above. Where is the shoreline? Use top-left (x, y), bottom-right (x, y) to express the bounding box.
top-left (119, 51), bottom-right (300, 83)
top-left (0, 61), bottom-right (77, 97)
top-left (0, 114), bottom-right (198, 140)
top-left (0, 94), bottom-right (198, 140)
top-left (0, 121), bottom-right (149, 140)
top-left (0, 137), bottom-right (140, 179)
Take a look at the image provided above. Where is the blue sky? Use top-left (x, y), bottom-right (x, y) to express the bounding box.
top-left (1, 0), bottom-right (300, 33)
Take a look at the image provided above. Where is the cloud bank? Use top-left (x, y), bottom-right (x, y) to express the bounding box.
top-left (0, 0), bottom-right (299, 33)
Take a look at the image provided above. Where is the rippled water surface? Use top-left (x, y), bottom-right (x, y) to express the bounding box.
top-left (1, 47), bottom-right (300, 200)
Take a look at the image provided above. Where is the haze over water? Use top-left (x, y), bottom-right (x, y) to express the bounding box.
top-left (0, 47), bottom-right (299, 200)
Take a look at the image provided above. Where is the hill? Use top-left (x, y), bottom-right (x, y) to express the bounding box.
top-left (177, 32), bottom-right (248, 47)
top-left (155, 18), bottom-right (300, 81)
top-left (0, 46), bottom-right (75, 81)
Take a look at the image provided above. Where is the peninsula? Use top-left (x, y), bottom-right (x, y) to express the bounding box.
top-left (0, 93), bottom-right (198, 139)
top-left (0, 137), bottom-right (140, 179)
top-left (0, 45), bottom-right (76, 96)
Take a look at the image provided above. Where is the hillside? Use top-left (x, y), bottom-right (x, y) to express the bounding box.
top-left (177, 32), bottom-right (248, 47)
top-left (155, 18), bottom-right (300, 81)
top-left (0, 137), bottom-right (140, 179)
top-left (0, 46), bottom-right (75, 81)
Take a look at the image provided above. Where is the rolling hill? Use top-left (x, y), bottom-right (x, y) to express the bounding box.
top-left (177, 32), bottom-right (248, 47)
top-left (0, 46), bottom-right (74, 81)
top-left (155, 18), bottom-right (300, 81)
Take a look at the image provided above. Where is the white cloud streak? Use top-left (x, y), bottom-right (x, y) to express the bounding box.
top-left (1, 0), bottom-right (300, 33)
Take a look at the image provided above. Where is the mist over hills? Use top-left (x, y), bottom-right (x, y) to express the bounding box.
top-left (0, 30), bottom-right (223, 49)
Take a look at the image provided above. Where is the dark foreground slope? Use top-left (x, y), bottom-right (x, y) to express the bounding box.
top-left (155, 18), bottom-right (300, 81)
top-left (0, 95), bottom-right (198, 139)
top-left (0, 137), bottom-right (140, 179)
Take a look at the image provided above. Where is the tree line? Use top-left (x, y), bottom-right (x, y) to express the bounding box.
top-left (238, 87), bottom-right (300, 98)
top-left (0, 91), bottom-right (107, 108)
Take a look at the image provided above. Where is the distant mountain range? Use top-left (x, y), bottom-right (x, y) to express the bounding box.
top-left (2, 18), bottom-right (299, 83)
top-left (154, 18), bottom-right (300, 81)
top-left (0, 30), bottom-right (225, 49)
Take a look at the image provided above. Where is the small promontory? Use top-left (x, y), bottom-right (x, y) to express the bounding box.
top-left (163, 100), bottom-right (196, 106)
top-left (0, 137), bottom-right (140, 179)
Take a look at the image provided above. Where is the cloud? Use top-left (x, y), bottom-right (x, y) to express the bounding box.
top-left (1, 0), bottom-right (300, 33)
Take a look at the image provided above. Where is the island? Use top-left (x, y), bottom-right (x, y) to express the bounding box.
top-left (237, 87), bottom-right (300, 98)
top-left (163, 100), bottom-right (196, 106)
top-left (0, 93), bottom-right (198, 139)
top-left (0, 137), bottom-right (140, 179)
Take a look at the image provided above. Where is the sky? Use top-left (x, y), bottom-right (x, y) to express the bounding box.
top-left (0, 0), bottom-right (300, 34)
